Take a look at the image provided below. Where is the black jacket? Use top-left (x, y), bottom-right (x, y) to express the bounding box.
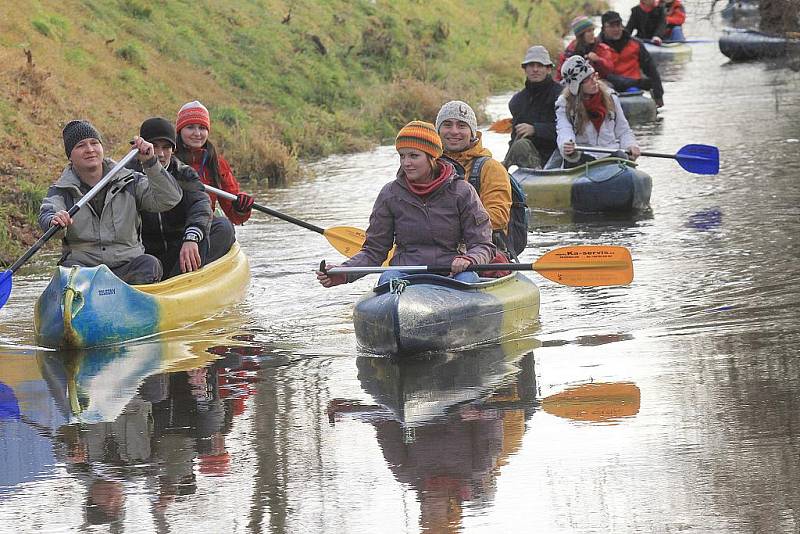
top-left (508, 76), bottom-right (563, 162)
top-left (127, 156), bottom-right (212, 257)
top-left (625, 5), bottom-right (667, 41)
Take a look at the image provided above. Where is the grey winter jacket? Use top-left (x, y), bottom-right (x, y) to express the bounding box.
top-left (38, 157), bottom-right (182, 269)
top-left (343, 162), bottom-right (496, 279)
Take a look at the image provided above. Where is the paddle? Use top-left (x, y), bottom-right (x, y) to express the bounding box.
top-left (575, 143), bottom-right (720, 175)
top-left (644, 38), bottom-right (715, 44)
top-left (542, 382), bottom-right (641, 422)
top-left (488, 117), bottom-right (513, 134)
top-left (0, 148), bottom-right (140, 309)
top-left (321, 245), bottom-right (633, 287)
top-left (203, 184), bottom-right (368, 258)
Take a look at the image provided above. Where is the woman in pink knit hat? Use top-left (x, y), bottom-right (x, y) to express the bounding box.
top-left (174, 101), bottom-right (253, 225)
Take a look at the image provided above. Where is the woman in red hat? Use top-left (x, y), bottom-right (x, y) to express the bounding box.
top-left (174, 101), bottom-right (253, 225)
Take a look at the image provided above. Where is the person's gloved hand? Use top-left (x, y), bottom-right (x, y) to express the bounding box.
top-left (482, 251), bottom-right (512, 278)
top-left (233, 192), bottom-right (254, 213)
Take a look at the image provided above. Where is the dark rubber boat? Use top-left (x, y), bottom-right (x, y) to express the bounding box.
top-left (719, 28), bottom-right (800, 61)
top-left (353, 273), bottom-right (540, 356)
top-left (513, 157), bottom-right (653, 214)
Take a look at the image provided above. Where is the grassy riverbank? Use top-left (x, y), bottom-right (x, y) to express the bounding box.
top-left (0, 0), bottom-right (602, 264)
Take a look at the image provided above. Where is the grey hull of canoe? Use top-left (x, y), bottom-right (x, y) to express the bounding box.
top-left (619, 91), bottom-right (658, 123)
top-left (353, 276), bottom-right (506, 356)
top-left (719, 29), bottom-right (800, 61)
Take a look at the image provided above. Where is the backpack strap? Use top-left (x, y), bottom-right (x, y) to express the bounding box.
top-left (467, 156), bottom-right (490, 192)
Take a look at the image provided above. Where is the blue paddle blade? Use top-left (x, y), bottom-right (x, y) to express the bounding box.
top-left (676, 144), bottom-right (719, 175)
top-left (0, 270), bottom-right (11, 309)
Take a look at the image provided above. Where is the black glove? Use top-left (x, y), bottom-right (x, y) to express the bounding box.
top-left (233, 192), bottom-right (254, 213)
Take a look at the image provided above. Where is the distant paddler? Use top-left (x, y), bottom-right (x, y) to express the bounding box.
top-left (556, 55), bottom-right (641, 168)
top-left (502, 45), bottom-right (562, 170)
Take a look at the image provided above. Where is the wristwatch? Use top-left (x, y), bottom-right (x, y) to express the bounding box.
top-left (183, 232), bottom-right (201, 243)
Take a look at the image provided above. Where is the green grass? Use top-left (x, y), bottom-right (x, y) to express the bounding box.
top-left (0, 0), bottom-right (607, 260)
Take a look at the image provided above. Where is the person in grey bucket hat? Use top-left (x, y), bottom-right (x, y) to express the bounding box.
top-left (39, 120), bottom-right (182, 284)
top-left (520, 45), bottom-right (554, 67)
top-left (503, 45), bottom-right (562, 170)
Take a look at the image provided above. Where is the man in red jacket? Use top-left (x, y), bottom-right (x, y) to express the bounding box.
top-left (599, 10), bottom-right (665, 107)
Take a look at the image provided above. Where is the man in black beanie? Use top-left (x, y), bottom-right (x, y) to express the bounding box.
top-left (126, 117), bottom-right (222, 279)
top-left (38, 119), bottom-right (182, 284)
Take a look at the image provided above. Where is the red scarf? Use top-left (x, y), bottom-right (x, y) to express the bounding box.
top-left (404, 163), bottom-right (451, 197)
top-left (583, 91), bottom-right (607, 131)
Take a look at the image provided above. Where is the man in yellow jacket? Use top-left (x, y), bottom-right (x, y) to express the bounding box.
top-left (436, 100), bottom-right (512, 252)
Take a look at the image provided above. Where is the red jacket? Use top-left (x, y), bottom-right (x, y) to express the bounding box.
top-left (605, 36), bottom-right (643, 79)
top-left (665, 0), bottom-right (686, 27)
top-left (555, 40), bottom-right (615, 81)
top-left (185, 148), bottom-right (251, 225)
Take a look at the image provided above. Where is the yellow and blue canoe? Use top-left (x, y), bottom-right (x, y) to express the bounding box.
top-left (34, 242), bottom-right (250, 350)
top-left (513, 157), bottom-right (652, 214)
top-left (353, 273), bottom-right (540, 356)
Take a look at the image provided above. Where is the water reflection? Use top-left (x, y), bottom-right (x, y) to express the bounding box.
top-left (0, 322), bottom-right (265, 528)
top-left (330, 335), bottom-right (538, 533)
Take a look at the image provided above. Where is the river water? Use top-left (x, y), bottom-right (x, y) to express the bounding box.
top-left (1, 6), bottom-right (799, 534)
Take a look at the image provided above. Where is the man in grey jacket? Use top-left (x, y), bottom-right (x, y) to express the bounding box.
top-left (39, 120), bottom-right (182, 284)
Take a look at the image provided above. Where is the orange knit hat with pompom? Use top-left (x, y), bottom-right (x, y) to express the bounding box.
top-left (395, 120), bottom-right (443, 159)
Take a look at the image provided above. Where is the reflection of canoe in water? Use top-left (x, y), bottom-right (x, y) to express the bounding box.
top-left (542, 381), bottom-right (641, 423)
top-left (36, 320), bottom-right (241, 424)
top-left (513, 158), bottom-right (652, 214)
top-left (35, 242), bottom-right (250, 349)
top-left (644, 41), bottom-right (692, 62)
top-left (619, 90), bottom-right (657, 123)
top-left (353, 273), bottom-right (540, 356)
top-left (719, 28), bottom-right (800, 61)
top-left (356, 334), bottom-right (539, 426)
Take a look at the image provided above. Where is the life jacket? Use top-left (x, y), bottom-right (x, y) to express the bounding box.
top-left (606, 37), bottom-right (642, 79)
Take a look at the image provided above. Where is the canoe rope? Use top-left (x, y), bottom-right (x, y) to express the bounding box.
top-left (62, 267), bottom-right (84, 326)
top-left (389, 278), bottom-right (409, 294)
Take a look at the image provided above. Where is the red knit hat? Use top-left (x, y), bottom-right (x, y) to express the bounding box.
top-left (176, 100), bottom-right (211, 134)
top-left (395, 120), bottom-right (443, 159)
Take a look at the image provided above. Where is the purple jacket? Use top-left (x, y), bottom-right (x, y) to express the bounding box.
top-left (344, 162), bottom-right (496, 278)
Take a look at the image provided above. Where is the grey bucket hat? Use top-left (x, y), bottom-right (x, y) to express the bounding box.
top-left (521, 45), bottom-right (554, 67)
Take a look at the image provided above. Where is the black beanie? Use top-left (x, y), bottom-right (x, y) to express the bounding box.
top-left (601, 11), bottom-right (623, 25)
top-left (139, 117), bottom-right (176, 148)
top-left (62, 120), bottom-right (103, 159)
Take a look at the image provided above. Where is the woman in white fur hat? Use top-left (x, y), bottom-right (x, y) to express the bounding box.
top-left (555, 55), bottom-right (640, 168)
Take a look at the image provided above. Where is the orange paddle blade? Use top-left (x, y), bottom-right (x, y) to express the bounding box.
top-left (488, 117), bottom-right (513, 134)
top-left (542, 382), bottom-right (641, 423)
top-left (533, 245), bottom-right (633, 287)
top-left (322, 226), bottom-right (395, 265)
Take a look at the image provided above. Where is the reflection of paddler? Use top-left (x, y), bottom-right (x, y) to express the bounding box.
top-left (542, 381), bottom-right (641, 423)
top-left (334, 337), bottom-right (538, 533)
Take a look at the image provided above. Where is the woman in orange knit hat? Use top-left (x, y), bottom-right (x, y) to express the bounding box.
top-left (316, 120), bottom-right (495, 287)
top-left (174, 101), bottom-right (253, 226)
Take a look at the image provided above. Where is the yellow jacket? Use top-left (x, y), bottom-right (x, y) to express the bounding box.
top-left (444, 132), bottom-right (511, 232)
